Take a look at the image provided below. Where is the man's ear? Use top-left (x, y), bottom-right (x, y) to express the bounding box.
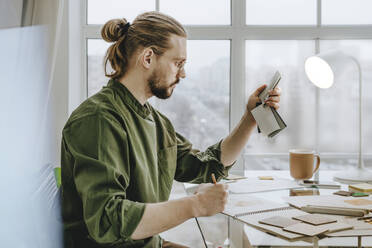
top-left (141, 47), bottom-right (155, 69)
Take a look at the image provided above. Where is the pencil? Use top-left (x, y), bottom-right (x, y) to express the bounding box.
top-left (211, 173), bottom-right (217, 184)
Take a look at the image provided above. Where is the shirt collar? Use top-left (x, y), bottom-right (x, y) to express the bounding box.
top-left (107, 79), bottom-right (151, 119)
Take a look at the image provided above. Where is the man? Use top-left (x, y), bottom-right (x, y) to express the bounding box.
top-left (61, 11), bottom-right (281, 248)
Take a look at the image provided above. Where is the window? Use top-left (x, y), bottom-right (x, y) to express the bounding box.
top-left (80, 0), bottom-right (372, 171)
top-left (322, 0), bottom-right (372, 25)
top-left (160, 0), bottom-right (231, 25)
top-left (319, 40), bottom-right (372, 154)
top-left (87, 0), bottom-right (155, 24)
top-left (87, 39), bottom-right (110, 97)
top-left (245, 40), bottom-right (316, 153)
top-left (154, 40), bottom-right (230, 151)
top-left (246, 0), bottom-right (316, 25)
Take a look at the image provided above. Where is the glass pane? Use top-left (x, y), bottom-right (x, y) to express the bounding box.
top-left (322, 0), bottom-right (372, 25)
top-left (87, 39), bottom-right (111, 97)
top-left (246, 0), bottom-right (316, 25)
top-left (245, 40), bottom-right (316, 158)
top-left (160, 0), bottom-right (230, 25)
top-left (87, 0), bottom-right (155, 24)
top-left (153, 40), bottom-right (230, 151)
top-left (319, 40), bottom-right (372, 155)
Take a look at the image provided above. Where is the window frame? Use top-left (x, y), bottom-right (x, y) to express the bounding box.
top-left (72, 0), bottom-right (372, 173)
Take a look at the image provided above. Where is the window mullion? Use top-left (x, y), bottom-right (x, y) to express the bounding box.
top-left (84, 25), bottom-right (372, 40)
top-left (229, 0), bottom-right (246, 175)
top-left (82, 0), bottom-right (88, 100)
top-left (314, 0), bottom-right (322, 181)
top-left (155, 0), bottom-right (159, 12)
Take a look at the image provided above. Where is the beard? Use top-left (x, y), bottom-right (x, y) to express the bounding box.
top-left (148, 70), bottom-right (179, 99)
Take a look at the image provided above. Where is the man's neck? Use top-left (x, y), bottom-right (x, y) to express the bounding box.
top-left (118, 70), bottom-right (151, 105)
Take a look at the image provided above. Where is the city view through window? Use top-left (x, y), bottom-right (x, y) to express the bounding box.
top-left (86, 0), bottom-right (372, 171)
top-left (88, 39), bottom-right (372, 170)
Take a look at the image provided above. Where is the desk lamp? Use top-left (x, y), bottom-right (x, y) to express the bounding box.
top-left (305, 50), bottom-right (372, 183)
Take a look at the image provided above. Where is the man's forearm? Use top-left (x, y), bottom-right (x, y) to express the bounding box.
top-left (131, 195), bottom-right (198, 240)
top-left (220, 112), bottom-right (256, 166)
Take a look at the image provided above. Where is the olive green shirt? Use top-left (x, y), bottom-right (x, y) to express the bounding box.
top-left (61, 79), bottom-right (232, 248)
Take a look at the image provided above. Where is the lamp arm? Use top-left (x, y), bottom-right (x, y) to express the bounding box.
top-left (348, 56), bottom-right (364, 169)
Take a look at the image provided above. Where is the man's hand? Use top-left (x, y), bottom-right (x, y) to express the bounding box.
top-left (131, 183), bottom-right (228, 240)
top-left (245, 84), bottom-right (282, 124)
top-left (219, 84), bottom-right (282, 167)
top-left (193, 183), bottom-right (228, 217)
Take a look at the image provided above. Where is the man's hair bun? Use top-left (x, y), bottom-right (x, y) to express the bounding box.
top-left (101, 18), bottom-right (128, 42)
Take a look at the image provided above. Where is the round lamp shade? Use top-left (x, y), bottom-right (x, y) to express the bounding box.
top-left (305, 56), bottom-right (334, 88)
top-left (305, 50), bottom-right (352, 89)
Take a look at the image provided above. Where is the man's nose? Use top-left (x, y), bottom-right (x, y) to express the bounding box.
top-left (178, 67), bottom-right (186, 78)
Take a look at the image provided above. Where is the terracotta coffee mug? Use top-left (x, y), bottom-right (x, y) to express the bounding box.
top-left (289, 149), bottom-right (320, 180)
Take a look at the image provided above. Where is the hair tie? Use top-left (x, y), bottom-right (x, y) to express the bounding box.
top-left (119, 22), bottom-right (131, 34)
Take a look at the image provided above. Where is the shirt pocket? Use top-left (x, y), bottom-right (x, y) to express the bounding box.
top-left (157, 145), bottom-right (177, 193)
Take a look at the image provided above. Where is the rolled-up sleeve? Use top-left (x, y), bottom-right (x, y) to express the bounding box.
top-left (63, 113), bottom-right (145, 244)
top-left (174, 132), bottom-right (233, 184)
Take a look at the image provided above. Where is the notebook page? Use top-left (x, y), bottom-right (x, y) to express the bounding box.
top-left (223, 195), bottom-right (288, 217)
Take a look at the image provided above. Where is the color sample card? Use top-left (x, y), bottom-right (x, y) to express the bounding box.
top-left (258, 176), bottom-right (273, 180)
top-left (290, 188), bottom-right (319, 196)
top-left (292, 214), bottom-right (337, 225)
top-left (349, 183), bottom-right (372, 193)
top-left (283, 223), bottom-right (329, 236)
top-left (345, 198), bottom-right (372, 206)
top-left (259, 216), bottom-right (300, 228)
top-left (322, 222), bottom-right (353, 233)
top-left (251, 104), bottom-right (280, 136)
top-left (333, 190), bottom-right (352, 197)
top-left (352, 192), bottom-right (369, 197)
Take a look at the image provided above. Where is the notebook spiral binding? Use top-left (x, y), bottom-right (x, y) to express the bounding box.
top-left (235, 206), bottom-right (294, 218)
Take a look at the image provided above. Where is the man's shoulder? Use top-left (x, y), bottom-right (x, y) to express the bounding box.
top-left (64, 91), bottom-right (124, 130)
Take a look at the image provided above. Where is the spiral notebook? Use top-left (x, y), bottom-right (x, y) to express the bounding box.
top-left (223, 195), bottom-right (289, 217)
top-left (222, 195), bottom-right (308, 240)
